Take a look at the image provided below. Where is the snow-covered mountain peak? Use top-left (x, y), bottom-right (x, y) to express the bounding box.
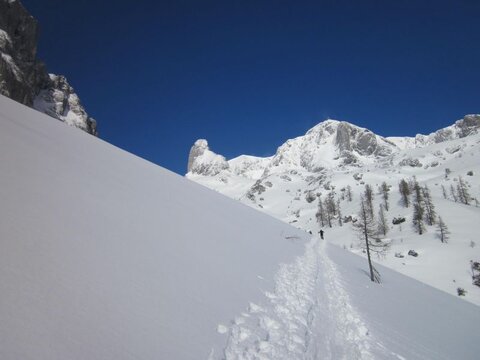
top-left (187, 138), bottom-right (229, 175)
top-left (189, 115), bottom-right (480, 183)
top-left (268, 119), bottom-right (398, 173)
top-left (187, 120), bottom-right (401, 182)
top-left (305, 118), bottom-right (341, 135)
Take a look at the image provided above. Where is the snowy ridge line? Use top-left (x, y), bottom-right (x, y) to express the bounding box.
top-left (211, 239), bottom-right (384, 359)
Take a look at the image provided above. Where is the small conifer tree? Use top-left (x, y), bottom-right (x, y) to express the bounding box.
top-left (399, 179), bottom-right (410, 207)
top-left (436, 216), bottom-right (450, 243)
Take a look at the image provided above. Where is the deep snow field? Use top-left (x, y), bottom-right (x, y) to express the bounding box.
top-left (1, 94), bottom-right (479, 359)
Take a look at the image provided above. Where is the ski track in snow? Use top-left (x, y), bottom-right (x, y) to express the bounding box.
top-left (213, 238), bottom-right (385, 360)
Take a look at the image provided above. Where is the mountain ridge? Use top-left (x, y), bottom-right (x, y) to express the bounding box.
top-left (188, 115), bottom-right (480, 178)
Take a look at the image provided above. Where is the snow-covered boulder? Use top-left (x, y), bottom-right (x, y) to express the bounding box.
top-left (398, 157), bottom-right (423, 167)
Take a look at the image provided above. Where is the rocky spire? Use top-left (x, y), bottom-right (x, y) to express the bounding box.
top-left (187, 139), bottom-right (229, 175)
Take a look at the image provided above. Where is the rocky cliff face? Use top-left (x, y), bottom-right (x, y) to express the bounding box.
top-left (0, 0), bottom-right (97, 135)
top-left (0, 0), bottom-right (47, 104)
top-left (33, 74), bottom-right (97, 135)
top-left (267, 120), bottom-right (397, 172)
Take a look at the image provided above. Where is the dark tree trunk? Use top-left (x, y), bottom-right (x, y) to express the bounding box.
top-left (364, 221), bottom-right (374, 282)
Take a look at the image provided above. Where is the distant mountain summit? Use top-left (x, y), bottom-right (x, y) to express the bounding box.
top-left (0, 0), bottom-right (97, 135)
top-left (266, 120), bottom-right (397, 172)
top-left (188, 116), bottom-right (480, 178)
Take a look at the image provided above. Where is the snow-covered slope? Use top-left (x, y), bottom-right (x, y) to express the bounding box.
top-left (2, 94), bottom-right (480, 359)
top-left (187, 116), bottom-right (480, 305)
top-left (0, 94), bottom-right (307, 359)
top-left (219, 239), bottom-right (480, 359)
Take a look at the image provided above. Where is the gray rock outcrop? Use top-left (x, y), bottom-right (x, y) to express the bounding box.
top-left (454, 114), bottom-right (480, 138)
top-left (34, 74), bottom-right (97, 135)
top-left (334, 121), bottom-right (394, 157)
top-left (0, 0), bottom-right (97, 135)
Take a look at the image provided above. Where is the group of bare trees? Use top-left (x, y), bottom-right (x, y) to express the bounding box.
top-left (315, 181), bottom-right (392, 283)
top-left (316, 175), bottom-right (458, 283)
top-left (442, 169), bottom-right (478, 205)
top-left (356, 176), bottom-right (456, 282)
top-left (316, 192), bottom-right (337, 228)
top-left (399, 176), bottom-right (450, 242)
top-left (316, 186), bottom-right (353, 228)
top-left (441, 176), bottom-right (473, 206)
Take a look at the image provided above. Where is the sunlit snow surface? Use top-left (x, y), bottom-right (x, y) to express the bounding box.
top-left (1, 95), bottom-right (479, 359)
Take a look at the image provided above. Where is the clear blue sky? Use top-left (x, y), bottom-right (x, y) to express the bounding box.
top-left (22, 0), bottom-right (480, 174)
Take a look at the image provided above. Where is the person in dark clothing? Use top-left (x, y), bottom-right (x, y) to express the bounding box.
top-left (319, 229), bottom-right (324, 240)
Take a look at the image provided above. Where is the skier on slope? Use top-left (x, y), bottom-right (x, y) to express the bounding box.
top-left (319, 229), bottom-right (324, 240)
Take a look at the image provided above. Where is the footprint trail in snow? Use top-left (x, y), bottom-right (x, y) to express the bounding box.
top-left (211, 238), bottom-right (386, 360)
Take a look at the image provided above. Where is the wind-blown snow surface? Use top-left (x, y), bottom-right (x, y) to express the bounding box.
top-left (1, 95), bottom-right (480, 359)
